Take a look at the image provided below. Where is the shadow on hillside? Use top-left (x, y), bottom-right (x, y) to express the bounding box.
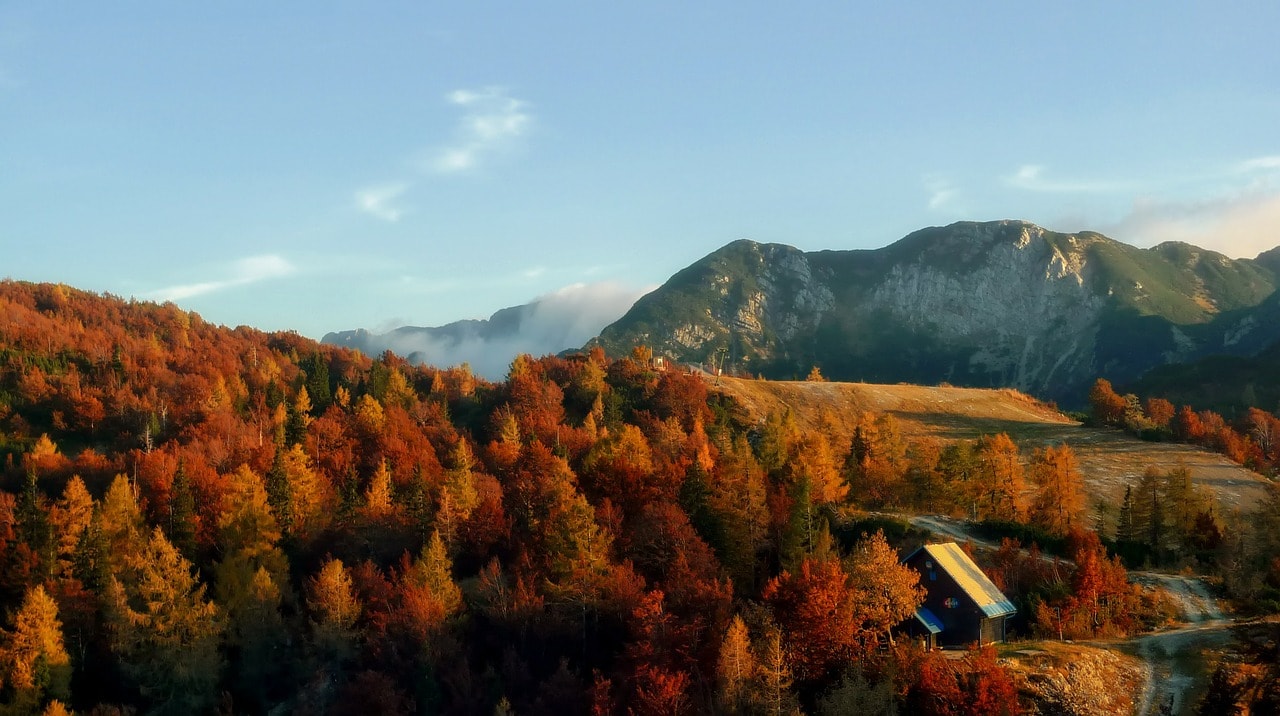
top-left (890, 411), bottom-right (1081, 442)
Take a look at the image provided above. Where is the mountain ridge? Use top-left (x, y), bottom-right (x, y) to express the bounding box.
top-left (589, 220), bottom-right (1280, 404)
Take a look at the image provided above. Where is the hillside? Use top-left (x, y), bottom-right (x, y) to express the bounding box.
top-left (709, 375), bottom-right (1272, 511)
top-left (592, 221), bottom-right (1280, 405)
top-left (1129, 337), bottom-right (1280, 418)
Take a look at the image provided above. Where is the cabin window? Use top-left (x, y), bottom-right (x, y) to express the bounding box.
top-left (929, 570), bottom-right (936, 581)
top-left (925, 560), bottom-right (933, 569)
top-left (944, 597), bottom-right (959, 609)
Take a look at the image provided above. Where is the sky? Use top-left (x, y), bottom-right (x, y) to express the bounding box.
top-left (4, 2), bottom-right (1280, 359)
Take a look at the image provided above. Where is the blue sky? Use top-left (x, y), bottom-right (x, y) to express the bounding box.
top-left (4, 2), bottom-right (1280, 344)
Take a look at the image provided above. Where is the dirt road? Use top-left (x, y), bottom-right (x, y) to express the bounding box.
top-left (1129, 575), bottom-right (1231, 716)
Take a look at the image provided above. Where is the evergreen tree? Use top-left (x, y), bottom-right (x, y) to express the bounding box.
top-left (167, 461), bottom-right (197, 560)
top-left (226, 566), bottom-right (289, 712)
top-left (265, 447), bottom-right (294, 536)
top-left (304, 352), bottom-right (332, 412)
top-left (72, 508), bottom-right (110, 593)
top-left (779, 475), bottom-right (815, 572)
top-left (284, 386), bottom-right (312, 446)
top-left (677, 461), bottom-right (727, 560)
top-left (15, 471), bottom-right (54, 581)
top-left (1133, 467), bottom-right (1164, 554)
top-left (1116, 485), bottom-right (1137, 543)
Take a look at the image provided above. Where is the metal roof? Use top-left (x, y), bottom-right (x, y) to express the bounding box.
top-left (914, 607), bottom-right (944, 634)
top-left (912, 542), bottom-right (1017, 618)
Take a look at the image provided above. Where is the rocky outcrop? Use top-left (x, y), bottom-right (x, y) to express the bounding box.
top-left (591, 220), bottom-right (1280, 404)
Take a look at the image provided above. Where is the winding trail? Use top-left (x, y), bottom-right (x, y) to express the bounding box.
top-left (1127, 575), bottom-right (1231, 716)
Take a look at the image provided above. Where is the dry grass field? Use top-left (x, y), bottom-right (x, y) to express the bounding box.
top-left (709, 376), bottom-right (1272, 512)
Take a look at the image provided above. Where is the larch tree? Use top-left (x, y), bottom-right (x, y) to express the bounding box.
top-left (793, 431), bottom-right (847, 506)
top-left (709, 434), bottom-right (770, 589)
top-left (99, 474), bottom-right (146, 573)
top-left (214, 464), bottom-right (290, 625)
top-left (976, 434), bottom-right (1026, 522)
top-left (844, 413), bottom-right (909, 509)
top-left (845, 529), bottom-right (925, 647)
top-left (48, 475), bottom-right (93, 579)
top-left (444, 439), bottom-right (480, 519)
top-left (362, 458), bottom-right (394, 517)
top-left (716, 615), bottom-right (757, 713)
top-left (937, 440), bottom-right (979, 515)
top-left (754, 625), bottom-right (800, 716)
top-left (399, 530), bottom-right (464, 646)
top-left (1028, 443), bottom-right (1086, 535)
top-left (280, 443), bottom-right (330, 540)
top-left (307, 557), bottom-right (362, 667)
top-left (544, 489), bottom-right (614, 648)
top-left (756, 410), bottom-right (800, 480)
top-left (1, 584), bottom-right (72, 706)
top-left (104, 527), bottom-right (223, 715)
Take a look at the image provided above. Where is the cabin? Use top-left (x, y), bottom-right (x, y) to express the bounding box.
top-left (898, 542), bottom-right (1016, 648)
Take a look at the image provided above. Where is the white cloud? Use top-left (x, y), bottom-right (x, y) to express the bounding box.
top-left (1236, 155), bottom-right (1280, 173)
top-left (430, 87), bottom-right (531, 173)
top-left (355, 183), bottom-right (408, 222)
top-left (1006, 164), bottom-right (1133, 193)
top-left (367, 281), bottom-right (654, 379)
top-left (923, 174), bottom-right (958, 211)
top-left (149, 254), bottom-right (296, 302)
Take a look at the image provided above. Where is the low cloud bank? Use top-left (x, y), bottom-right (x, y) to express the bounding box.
top-left (368, 282), bottom-right (652, 380)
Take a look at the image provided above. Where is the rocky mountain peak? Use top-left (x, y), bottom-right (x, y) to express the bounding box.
top-left (592, 220), bottom-right (1280, 404)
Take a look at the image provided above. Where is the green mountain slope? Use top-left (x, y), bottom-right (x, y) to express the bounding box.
top-left (590, 221), bottom-right (1280, 405)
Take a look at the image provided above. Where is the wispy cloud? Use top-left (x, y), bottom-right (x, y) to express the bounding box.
top-left (923, 174), bottom-right (959, 211)
top-left (1006, 164), bottom-right (1135, 194)
top-left (430, 87), bottom-right (531, 173)
top-left (148, 254), bottom-right (296, 302)
top-left (1236, 155), bottom-right (1280, 173)
top-left (355, 183), bottom-right (407, 222)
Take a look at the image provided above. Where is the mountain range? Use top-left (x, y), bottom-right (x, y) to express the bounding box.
top-left (327, 220), bottom-right (1280, 406)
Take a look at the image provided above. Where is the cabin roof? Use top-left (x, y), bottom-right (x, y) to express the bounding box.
top-left (908, 542), bottom-right (1017, 618)
top-left (913, 607), bottom-right (944, 634)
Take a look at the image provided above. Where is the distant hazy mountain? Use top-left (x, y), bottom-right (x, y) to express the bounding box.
top-left (323, 282), bottom-right (648, 379)
top-left (588, 220), bottom-right (1280, 405)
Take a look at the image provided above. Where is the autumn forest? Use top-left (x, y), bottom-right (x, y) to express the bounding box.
top-left (1, 281), bottom-right (1279, 715)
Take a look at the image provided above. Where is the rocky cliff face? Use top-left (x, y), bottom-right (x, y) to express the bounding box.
top-left (865, 223), bottom-right (1106, 392)
top-left (591, 220), bottom-right (1280, 404)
